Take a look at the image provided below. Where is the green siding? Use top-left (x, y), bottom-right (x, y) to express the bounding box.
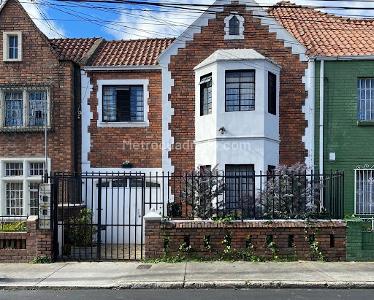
top-left (315, 61), bottom-right (374, 216)
top-left (346, 220), bottom-right (374, 261)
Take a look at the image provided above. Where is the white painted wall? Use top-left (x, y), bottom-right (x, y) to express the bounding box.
top-left (194, 51), bottom-right (280, 173)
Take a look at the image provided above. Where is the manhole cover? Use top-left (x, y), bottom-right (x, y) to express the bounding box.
top-left (137, 264), bottom-right (152, 270)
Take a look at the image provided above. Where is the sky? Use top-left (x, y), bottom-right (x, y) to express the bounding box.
top-left (16, 0), bottom-right (374, 40)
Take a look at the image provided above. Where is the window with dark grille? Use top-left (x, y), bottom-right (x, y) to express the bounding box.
top-left (225, 70), bottom-right (255, 112)
top-left (200, 74), bottom-right (212, 116)
top-left (5, 91), bottom-right (23, 127)
top-left (268, 72), bottom-right (277, 115)
top-left (102, 85), bottom-right (144, 122)
top-left (28, 91), bottom-right (47, 126)
top-left (229, 16), bottom-right (240, 36)
top-left (225, 164), bottom-right (255, 213)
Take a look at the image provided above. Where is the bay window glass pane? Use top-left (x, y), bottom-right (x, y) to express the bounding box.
top-left (225, 71), bottom-right (255, 112)
top-left (5, 91), bottom-right (23, 127)
top-left (28, 91), bottom-right (47, 126)
top-left (200, 74), bottom-right (212, 116)
top-left (6, 182), bottom-right (23, 216)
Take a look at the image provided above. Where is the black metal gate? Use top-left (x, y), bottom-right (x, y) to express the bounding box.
top-left (51, 173), bottom-right (146, 261)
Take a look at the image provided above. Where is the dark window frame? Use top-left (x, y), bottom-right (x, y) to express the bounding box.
top-left (200, 73), bottom-right (212, 116)
top-left (268, 72), bottom-right (277, 115)
top-left (225, 70), bottom-right (255, 112)
top-left (102, 85), bottom-right (144, 123)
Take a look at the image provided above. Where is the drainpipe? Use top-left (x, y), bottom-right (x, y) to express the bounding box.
top-left (319, 59), bottom-right (325, 208)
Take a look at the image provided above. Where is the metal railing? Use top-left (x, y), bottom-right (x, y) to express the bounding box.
top-left (52, 170), bottom-right (344, 221)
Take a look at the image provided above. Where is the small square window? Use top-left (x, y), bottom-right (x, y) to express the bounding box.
top-left (29, 162), bottom-right (44, 176)
top-left (3, 32), bottom-right (22, 61)
top-left (102, 85), bottom-right (144, 122)
top-left (5, 162), bottom-right (23, 177)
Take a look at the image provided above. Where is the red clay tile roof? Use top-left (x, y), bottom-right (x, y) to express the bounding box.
top-left (50, 38), bottom-right (101, 63)
top-left (91, 38), bottom-right (175, 66)
top-left (269, 1), bottom-right (374, 57)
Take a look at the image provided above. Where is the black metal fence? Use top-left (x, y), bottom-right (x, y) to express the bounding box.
top-left (50, 171), bottom-right (344, 261)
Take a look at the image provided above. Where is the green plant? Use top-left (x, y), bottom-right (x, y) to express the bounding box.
top-left (257, 163), bottom-right (323, 219)
top-left (0, 221), bottom-right (27, 232)
top-left (178, 241), bottom-right (192, 253)
top-left (221, 232), bottom-right (233, 258)
top-left (307, 234), bottom-right (325, 261)
top-left (212, 215), bottom-right (236, 223)
top-left (67, 208), bottom-right (96, 247)
top-left (203, 235), bottom-right (212, 251)
top-left (31, 256), bottom-right (52, 264)
top-left (182, 166), bottom-right (225, 219)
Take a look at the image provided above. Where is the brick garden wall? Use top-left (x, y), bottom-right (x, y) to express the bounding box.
top-left (168, 4), bottom-right (308, 174)
top-left (0, 216), bottom-right (52, 263)
top-left (85, 70), bottom-right (162, 169)
top-left (0, 0), bottom-right (76, 172)
top-left (145, 219), bottom-right (346, 261)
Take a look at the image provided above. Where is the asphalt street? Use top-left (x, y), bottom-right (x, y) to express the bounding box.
top-left (0, 289), bottom-right (374, 300)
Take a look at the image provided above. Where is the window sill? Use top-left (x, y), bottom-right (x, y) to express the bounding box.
top-left (357, 121), bottom-right (374, 126)
top-left (3, 59), bottom-right (22, 62)
top-left (98, 121), bottom-right (149, 128)
top-left (0, 126), bottom-right (53, 133)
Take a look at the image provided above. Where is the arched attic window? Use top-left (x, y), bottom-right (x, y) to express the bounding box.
top-left (224, 14), bottom-right (244, 40)
top-left (229, 15), bottom-right (240, 35)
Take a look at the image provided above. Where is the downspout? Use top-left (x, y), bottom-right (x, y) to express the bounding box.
top-left (319, 59), bottom-right (325, 208)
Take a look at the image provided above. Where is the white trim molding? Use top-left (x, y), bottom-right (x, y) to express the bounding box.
top-left (3, 31), bottom-right (22, 62)
top-left (224, 13), bottom-right (245, 40)
top-left (302, 59), bottom-right (315, 170)
top-left (96, 79), bottom-right (150, 128)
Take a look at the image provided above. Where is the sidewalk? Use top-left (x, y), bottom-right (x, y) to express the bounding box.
top-left (1, 261), bottom-right (374, 289)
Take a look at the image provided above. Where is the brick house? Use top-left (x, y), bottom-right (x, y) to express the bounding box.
top-left (0, 0), bottom-right (101, 216)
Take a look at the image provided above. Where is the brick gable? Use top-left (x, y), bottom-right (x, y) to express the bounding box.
top-left (0, 0), bottom-right (76, 172)
top-left (167, 4), bottom-right (308, 173)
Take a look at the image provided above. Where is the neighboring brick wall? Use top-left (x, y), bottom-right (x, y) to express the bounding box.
top-left (85, 70), bottom-right (162, 169)
top-left (0, 0), bottom-right (76, 172)
top-left (168, 4), bottom-right (308, 174)
top-left (145, 219), bottom-right (346, 261)
top-left (346, 220), bottom-right (374, 261)
top-left (0, 216), bottom-right (52, 263)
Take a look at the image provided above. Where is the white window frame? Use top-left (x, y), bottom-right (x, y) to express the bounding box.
top-left (354, 168), bottom-right (374, 215)
top-left (3, 31), bottom-right (22, 62)
top-left (224, 14), bottom-right (245, 40)
top-left (358, 78), bottom-right (374, 121)
top-left (0, 158), bottom-right (51, 216)
top-left (0, 87), bottom-right (51, 129)
top-left (97, 79), bottom-right (149, 128)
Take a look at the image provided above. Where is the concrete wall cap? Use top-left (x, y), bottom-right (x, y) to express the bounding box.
top-left (144, 209), bottom-right (162, 221)
top-left (27, 216), bottom-right (39, 222)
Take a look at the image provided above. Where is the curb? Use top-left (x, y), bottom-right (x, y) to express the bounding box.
top-left (1, 281), bottom-right (374, 290)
